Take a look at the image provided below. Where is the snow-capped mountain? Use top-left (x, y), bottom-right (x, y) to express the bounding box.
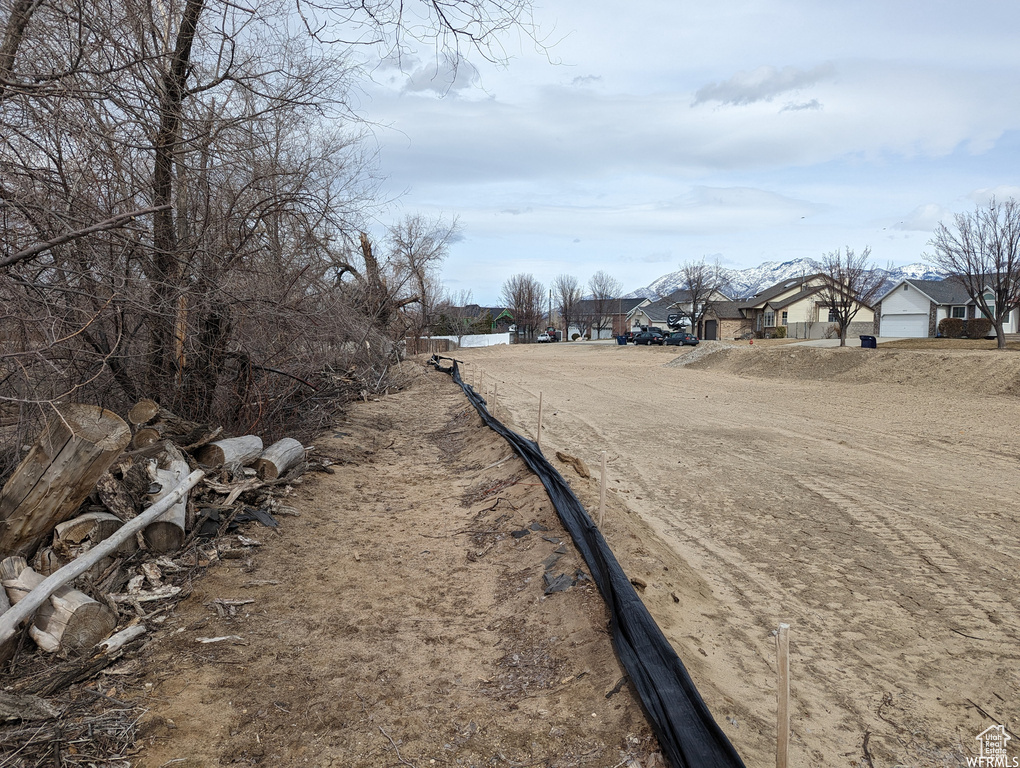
top-left (625, 259), bottom-right (946, 301)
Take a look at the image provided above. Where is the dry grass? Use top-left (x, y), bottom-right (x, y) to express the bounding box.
top-left (878, 337), bottom-right (1020, 351)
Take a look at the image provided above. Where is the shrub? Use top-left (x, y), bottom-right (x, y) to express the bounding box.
top-left (571, 333), bottom-right (581, 341)
top-left (773, 325), bottom-right (787, 338)
top-left (938, 318), bottom-right (965, 338)
top-left (967, 317), bottom-right (993, 338)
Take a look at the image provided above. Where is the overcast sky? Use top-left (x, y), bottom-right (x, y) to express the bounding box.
top-left (359, 0), bottom-right (1020, 304)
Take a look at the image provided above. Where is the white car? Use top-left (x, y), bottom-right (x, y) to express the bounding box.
top-left (536, 332), bottom-right (552, 342)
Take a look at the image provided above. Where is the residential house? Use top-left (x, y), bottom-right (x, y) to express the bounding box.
top-left (565, 297), bottom-right (649, 339)
top-left (737, 274), bottom-right (874, 340)
top-left (700, 300), bottom-right (753, 340)
top-left (693, 274), bottom-right (877, 340)
top-left (432, 304), bottom-right (514, 336)
top-left (874, 278), bottom-right (1020, 337)
top-left (627, 289), bottom-right (730, 338)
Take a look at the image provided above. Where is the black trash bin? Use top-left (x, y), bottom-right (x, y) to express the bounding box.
top-left (616, 335), bottom-right (627, 345)
top-left (859, 335), bottom-right (877, 349)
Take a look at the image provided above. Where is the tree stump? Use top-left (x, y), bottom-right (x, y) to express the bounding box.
top-left (194, 436), bottom-right (263, 468)
top-left (0, 557), bottom-right (117, 655)
top-left (253, 438), bottom-right (305, 480)
top-left (0, 404), bottom-right (131, 558)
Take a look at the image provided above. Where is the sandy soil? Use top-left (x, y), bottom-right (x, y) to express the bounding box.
top-left (449, 340), bottom-right (1020, 768)
top-left (128, 365), bottom-right (687, 768)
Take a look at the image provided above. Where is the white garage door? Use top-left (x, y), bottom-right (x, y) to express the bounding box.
top-left (881, 313), bottom-right (927, 337)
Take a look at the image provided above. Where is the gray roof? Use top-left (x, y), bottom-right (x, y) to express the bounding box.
top-left (705, 300), bottom-right (747, 319)
top-left (899, 278), bottom-right (969, 305)
top-left (574, 297), bottom-right (648, 315)
top-left (739, 273), bottom-right (823, 309)
top-left (629, 292), bottom-right (691, 323)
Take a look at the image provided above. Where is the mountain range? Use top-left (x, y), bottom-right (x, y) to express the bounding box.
top-left (625, 258), bottom-right (947, 301)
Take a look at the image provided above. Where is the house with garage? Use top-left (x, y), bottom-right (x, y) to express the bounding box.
top-left (700, 300), bottom-right (753, 340)
top-left (627, 289), bottom-right (731, 338)
top-left (873, 278), bottom-right (1020, 337)
top-left (567, 297), bottom-right (649, 339)
top-left (737, 274), bottom-right (874, 339)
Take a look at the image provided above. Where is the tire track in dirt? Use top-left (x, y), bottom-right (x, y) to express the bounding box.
top-left (458, 341), bottom-right (1020, 768)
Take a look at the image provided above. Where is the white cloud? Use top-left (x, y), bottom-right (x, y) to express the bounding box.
top-left (692, 64), bottom-right (835, 107)
top-left (968, 186), bottom-right (1020, 205)
top-left (893, 204), bottom-right (951, 232)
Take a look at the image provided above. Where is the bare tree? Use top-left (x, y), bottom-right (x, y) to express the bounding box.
top-left (818, 246), bottom-right (886, 347)
top-left (552, 273), bottom-right (583, 339)
top-left (500, 273), bottom-right (544, 341)
top-left (928, 198), bottom-right (1020, 349)
top-left (674, 258), bottom-right (727, 337)
top-left (383, 214), bottom-right (458, 341)
top-left (0, 0), bottom-right (538, 462)
top-left (589, 270), bottom-right (623, 339)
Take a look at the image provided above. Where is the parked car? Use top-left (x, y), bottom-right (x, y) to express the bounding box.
top-left (624, 330), bottom-right (639, 343)
top-left (665, 332), bottom-right (699, 346)
top-left (536, 332), bottom-right (553, 343)
top-left (632, 331), bottom-right (665, 345)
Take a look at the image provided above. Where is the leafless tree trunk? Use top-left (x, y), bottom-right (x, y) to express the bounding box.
top-left (552, 273), bottom-right (582, 339)
top-left (500, 273), bottom-right (544, 341)
top-left (676, 258), bottom-right (727, 337)
top-left (818, 246), bottom-right (885, 347)
top-left (589, 270), bottom-right (622, 339)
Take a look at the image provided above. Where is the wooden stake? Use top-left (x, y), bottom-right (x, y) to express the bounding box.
top-left (598, 451), bottom-right (607, 528)
top-left (777, 622), bottom-right (791, 768)
top-left (536, 392), bottom-right (543, 448)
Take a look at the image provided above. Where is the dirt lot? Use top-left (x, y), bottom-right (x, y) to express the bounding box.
top-left (452, 340), bottom-right (1020, 767)
top-left (8, 341), bottom-right (1016, 768)
top-left (124, 364), bottom-right (676, 768)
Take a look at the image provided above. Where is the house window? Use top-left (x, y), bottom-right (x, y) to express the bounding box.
top-left (827, 309), bottom-right (838, 323)
top-left (764, 310), bottom-right (775, 327)
top-left (781, 311), bottom-right (788, 326)
top-left (951, 306), bottom-right (966, 319)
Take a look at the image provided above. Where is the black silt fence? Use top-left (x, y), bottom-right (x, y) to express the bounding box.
top-left (430, 356), bottom-right (746, 768)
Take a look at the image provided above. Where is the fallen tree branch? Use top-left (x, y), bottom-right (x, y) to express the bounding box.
top-left (0, 470), bottom-right (204, 647)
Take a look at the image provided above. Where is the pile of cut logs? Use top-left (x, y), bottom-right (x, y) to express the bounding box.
top-left (0, 401), bottom-right (309, 662)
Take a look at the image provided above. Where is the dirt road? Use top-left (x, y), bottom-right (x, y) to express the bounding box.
top-left (132, 366), bottom-right (675, 768)
top-left (455, 341), bottom-right (1020, 768)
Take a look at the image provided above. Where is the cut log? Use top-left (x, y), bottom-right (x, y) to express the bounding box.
top-left (142, 460), bottom-right (189, 552)
top-left (0, 557), bottom-right (117, 655)
top-left (195, 435), bottom-right (263, 468)
top-left (0, 576), bottom-right (11, 666)
top-left (95, 470), bottom-right (140, 522)
top-left (0, 470), bottom-right (203, 650)
top-left (127, 401), bottom-right (205, 449)
top-left (54, 512), bottom-right (124, 553)
top-left (52, 511), bottom-right (136, 577)
top-left (127, 399), bottom-right (160, 426)
top-left (0, 404), bottom-right (132, 559)
top-left (32, 547), bottom-right (65, 576)
top-left (129, 426), bottom-right (161, 449)
top-left (253, 438), bottom-right (305, 480)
